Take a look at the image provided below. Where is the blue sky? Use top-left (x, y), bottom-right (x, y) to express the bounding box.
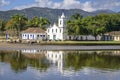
top-left (0, 0), bottom-right (120, 12)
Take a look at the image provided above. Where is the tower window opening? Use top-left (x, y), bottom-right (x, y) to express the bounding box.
top-left (60, 20), bottom-right (62, 25)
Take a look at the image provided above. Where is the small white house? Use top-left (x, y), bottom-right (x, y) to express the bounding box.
top-left (47, 13), bottom-right (67, 40)
top-left (102, 31), bottom-right (120, 41)
top-left (21, 28), bottom-right (47, 40)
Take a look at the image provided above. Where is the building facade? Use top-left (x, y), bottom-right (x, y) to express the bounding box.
top-left (21, 28), bottom-right (47, 41)
top-left (47, 13), bottom-right (67, 40)
top-left (102, 31), bottom-right (120, 41)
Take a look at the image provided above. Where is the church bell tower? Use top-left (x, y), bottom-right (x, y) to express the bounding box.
top-left (58, 13), bottom-right (66, 28)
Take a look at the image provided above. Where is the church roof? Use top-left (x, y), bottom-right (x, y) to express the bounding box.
top-left (105, 31), bottom-right (120, 35)
top-left (61, 13), bottom-right (65, 18)
top-left (22, 27), bottom-right (46, 33)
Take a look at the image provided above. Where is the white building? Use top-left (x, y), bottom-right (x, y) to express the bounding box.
top-left (45, 51), bottom-right (76, 75)
top-left (47, 13), bottom-right (67, 40)
top-left (21, 27), bottom-right (47, 41)
top-left (45, 51), bottom-right (64, 73)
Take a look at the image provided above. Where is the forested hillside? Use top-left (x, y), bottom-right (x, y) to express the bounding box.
top-left (0, 7), bottom-right (114, 23)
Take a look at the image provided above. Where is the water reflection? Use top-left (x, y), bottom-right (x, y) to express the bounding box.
top-left (0, 50), bottom-right (49, 73)
top-left (0, 50), bottom-right (120, 80)
top-left (1, 50), bottom-right (120, 72)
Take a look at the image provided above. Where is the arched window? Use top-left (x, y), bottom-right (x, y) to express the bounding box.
top-left (52, 29), bottom-right (54, 33)
top-left (56, 29), bottom-right (57, 33)
top-left (60, 29), bottom-right (61, 33)
top-left (60, 20), bottom-right (62, 25)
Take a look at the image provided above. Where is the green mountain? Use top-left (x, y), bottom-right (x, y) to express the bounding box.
top-left (0, 7), bottom-right (114, 23)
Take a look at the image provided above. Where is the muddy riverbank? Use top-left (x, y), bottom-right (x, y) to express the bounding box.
top-left (0, 42), bottom-right (120, 51)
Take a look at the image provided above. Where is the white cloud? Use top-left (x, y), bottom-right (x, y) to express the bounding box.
top-left (14, 0), bottom-right (95, 12)
top-left (14, 0), bottom-right (120, 12)
top-left (0, 0), bottom-right (9, 6)
top-left (91, 0), bottom-right (120, 10)
top-left (82, 2), bottom-right (95, 12)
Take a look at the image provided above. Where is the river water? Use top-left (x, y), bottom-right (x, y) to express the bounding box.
top-left (0, 50), bottom-right (120, 80)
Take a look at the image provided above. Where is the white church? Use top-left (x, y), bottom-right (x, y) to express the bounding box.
top-left (47, 13), bottom-right (67, 40)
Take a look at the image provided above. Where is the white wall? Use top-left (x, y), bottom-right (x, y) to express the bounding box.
top-left (21, 33), bottom-right (47, 40)
top-left (47, 25), bottom-right (64, 40)
top-left (66, 35), bottom-right (102, 40)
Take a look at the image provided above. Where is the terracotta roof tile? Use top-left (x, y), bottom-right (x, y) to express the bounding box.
top-left (22, 28), bottom-right (45, 33)
top-left (106, 31), bottom-right (120, 35)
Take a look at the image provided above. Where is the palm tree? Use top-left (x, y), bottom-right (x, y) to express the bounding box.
top-left (0, 19), bottom-right (5, 35)
top-left (66, 13), bottom-right (84, 40)
top-left (27, 16), bottom-right (39, 27)
top-left (87, 18), bottom-right (106, 40)
top-left (27, 16), bottom-right (50, 30)
top-left (11, 14), bottom-right (28, 39)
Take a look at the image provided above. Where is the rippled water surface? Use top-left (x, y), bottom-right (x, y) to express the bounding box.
top-left (0, 50), bottom-right (120, 80)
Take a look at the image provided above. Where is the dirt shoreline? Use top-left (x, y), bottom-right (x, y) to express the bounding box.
top-left (0, 42), bottom-right (120, 51)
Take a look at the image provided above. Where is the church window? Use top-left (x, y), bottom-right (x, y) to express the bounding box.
top-left (59, 55), bottom-right (61, 58)
top-left (37, 35), bottom-right (39, 37)
top-left (60, 29), bottom-right (61, 33)
top-left (52, 29), bottom-right (54, 33)
top-left (56, 29), bottom-right (57, 33)
top-left (55, 54), bottom-right (57, 58)
top-left (40, 35), bottom-right (42, 37)
top-left (60, 20), bottom-right (61, 24)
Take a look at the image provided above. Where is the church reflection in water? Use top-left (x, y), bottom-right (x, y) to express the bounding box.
top-left (45, 51), bottom-right (64, 73)
top-left (20, 49), bottom-right (120, 74)
top-left (1, 49), bottom-right (120, 75)
top-left (21, 50), bottom-right (65, 73)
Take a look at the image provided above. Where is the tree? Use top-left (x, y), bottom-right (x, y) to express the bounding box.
top-left (66, 13), bottom-right (84, 40)
top-left (83, 15), bottom-right (107, 40)
top-left (27, 16), bottom-right (50, 30)
top-left (27, 16), bottom-right (39, 27)
top-left (11, 14), bottom-right (28, 38)
top-left (71, 13), bottom-right (83, 20)
top-left (0, 19), bottom-right (5, 35)
top-left (39, 17), bottom-right (50, 29)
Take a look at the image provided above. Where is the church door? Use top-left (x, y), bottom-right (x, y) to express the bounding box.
top-left (53, 35), bottom-right (56, 40)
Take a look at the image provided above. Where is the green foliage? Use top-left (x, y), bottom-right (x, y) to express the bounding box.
top-left (64, 51), bottom-right (120, 70)
top-left (66, 13), bottom-right (120, 40)
top-left (27, 16), bottom-right (50, 30)
top-left (11, 14), bottom-right (28, 30)
top-left (1, 50), bottom-right (120, 72)
top-left (0, 19), bottom-right (5, 31)
top-left (0, 51), bottom-right (49, 72)
top-left (66, 13), bottom-right (85, 36)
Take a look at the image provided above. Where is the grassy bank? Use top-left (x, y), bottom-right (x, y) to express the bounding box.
top-left (1, 40), bottom-right (120, 45)
top-left (36, 41), bottom-right (120, 45)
